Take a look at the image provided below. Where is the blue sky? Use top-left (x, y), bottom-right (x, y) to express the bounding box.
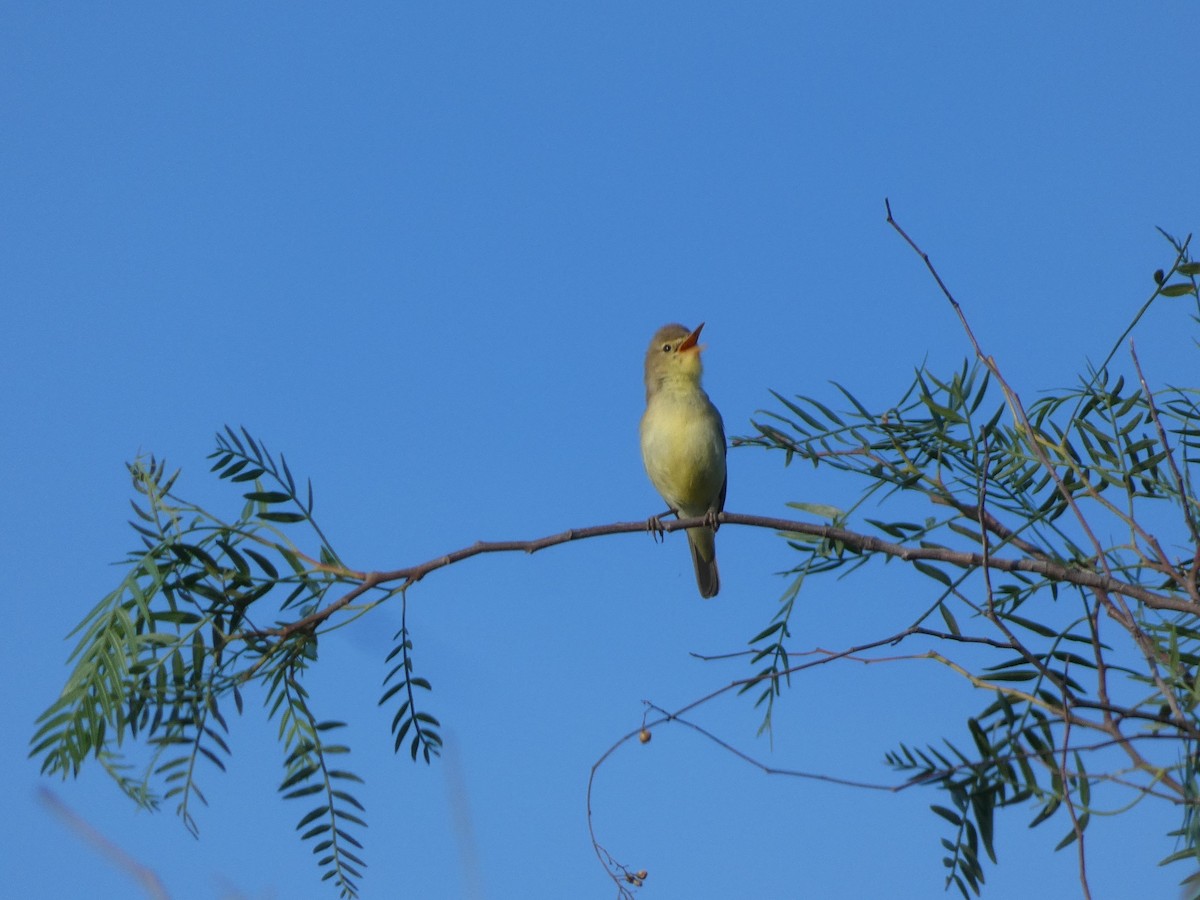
top-left (3, 4), bottom-right (1198, 898)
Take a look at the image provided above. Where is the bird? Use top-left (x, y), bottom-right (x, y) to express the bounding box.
top-left (639, 322), bottom-right (727, 598)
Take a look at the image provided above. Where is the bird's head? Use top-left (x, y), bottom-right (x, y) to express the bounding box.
top-left (644, 322), bottom-right (706, 395)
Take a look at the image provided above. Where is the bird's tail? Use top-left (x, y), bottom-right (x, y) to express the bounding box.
top-left (688, 528), bottom-right (720, 599)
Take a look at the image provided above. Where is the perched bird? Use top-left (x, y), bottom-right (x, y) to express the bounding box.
top-left (640, 322), bottom-right (727, 598)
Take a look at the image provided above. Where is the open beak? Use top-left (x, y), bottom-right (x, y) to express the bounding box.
top-left (678, 322), bottom-right (705, 352)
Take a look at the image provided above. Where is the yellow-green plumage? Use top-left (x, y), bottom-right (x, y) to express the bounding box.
top-left (640, 323), bottom-right (727, 598)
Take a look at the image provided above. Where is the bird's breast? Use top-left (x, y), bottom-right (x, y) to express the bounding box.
top-left (640, 390), bottom-right (726, 516)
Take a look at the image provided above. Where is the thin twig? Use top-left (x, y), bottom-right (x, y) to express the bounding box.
top-left (1059, 664), bottom-right (1093, 900)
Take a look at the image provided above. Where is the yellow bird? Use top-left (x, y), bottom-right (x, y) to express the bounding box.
top-left (640, 322), bottom-right (727, 598)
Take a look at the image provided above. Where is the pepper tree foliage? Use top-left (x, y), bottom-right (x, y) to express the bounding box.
top-left (31, 431), bottom-right (442, 898)
top-left (28, 225), bottom-right (1200, 898)
top-left (739, 227), bottom-right (1200, 898)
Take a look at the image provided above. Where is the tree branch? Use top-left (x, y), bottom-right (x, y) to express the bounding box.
top-left (238, 510), bottom-right (1196, 643)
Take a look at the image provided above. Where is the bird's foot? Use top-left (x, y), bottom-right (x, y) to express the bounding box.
top-left (703, 509), bottom-right (721, 533)
top-left (646, 514), bottom-right (667, 544)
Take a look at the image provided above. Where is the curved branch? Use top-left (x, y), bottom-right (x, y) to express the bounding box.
top-left (239, 510), bottom-right (1195, 642)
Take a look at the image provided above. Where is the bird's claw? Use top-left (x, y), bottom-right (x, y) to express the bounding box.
top-left (646, 515), bottom-right (666, 544)
top-left (703, 509), bottom-right (721, 533)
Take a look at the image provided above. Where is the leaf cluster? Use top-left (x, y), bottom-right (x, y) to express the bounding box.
top-left (740, 233), bottom-right (1200, 895)
top-left (31, 427), bottom-right (440, 897)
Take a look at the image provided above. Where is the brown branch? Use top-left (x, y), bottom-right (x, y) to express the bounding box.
top-left (1084, 591), bottom-right (1114, 728)
top-left (724, 514), bottom-right (1187, 610)
top-left (236, 509), bottom-right (1196, 643)
top-left (930, 492), bottom-right (1052, 561)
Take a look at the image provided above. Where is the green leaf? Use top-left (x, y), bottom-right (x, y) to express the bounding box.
top-left (986, 670), bottom-right (1037, 682)
top-left (260, 512), bottom-right (307, 524)
top-left (244, 491), bottom-right (293, 503)
top-left (1001, 614), bottom-right (1057, 638)
top-left (333, 809), bottom-right (367, 828)
top-left (932, 804), bottom-right (962, 826)
top-left (938, 604), bottom-right (961, 636)
top-left (208, 452), bottom-right (234, 472)
top-left (1054, 825), bottom-right (1080, 851)
top-left (219, 458), bottom-right (250, 479)
top-left (1160, 283), bottom-right (1196, 298)
top-left (786, 501), bottom-right (844, 520)
top-left (295, 807), bottom-right (327, 830)
top-left (749, 622), bottom-right (785, 644)
top-left (222, 425), bottom-right (245, 453)
top-left (280, 765), bottom-right (319, 791)
top-left (283, 783), bottom-right (325, 800)
top-left (242, 548), bottom-right (279, 579)
top-left (913, 560), bottom-right (952, 586)
top-left (231, 467), bottom-right (267, 483)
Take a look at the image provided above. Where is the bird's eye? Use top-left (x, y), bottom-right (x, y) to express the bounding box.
top-left (661, 343), bottom-right (672, 353)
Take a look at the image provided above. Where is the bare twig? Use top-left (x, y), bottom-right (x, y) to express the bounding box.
top-left (931, 491), bottom-right (1052, 561)
top-left (884, 199), bottom-right (1138, 644)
